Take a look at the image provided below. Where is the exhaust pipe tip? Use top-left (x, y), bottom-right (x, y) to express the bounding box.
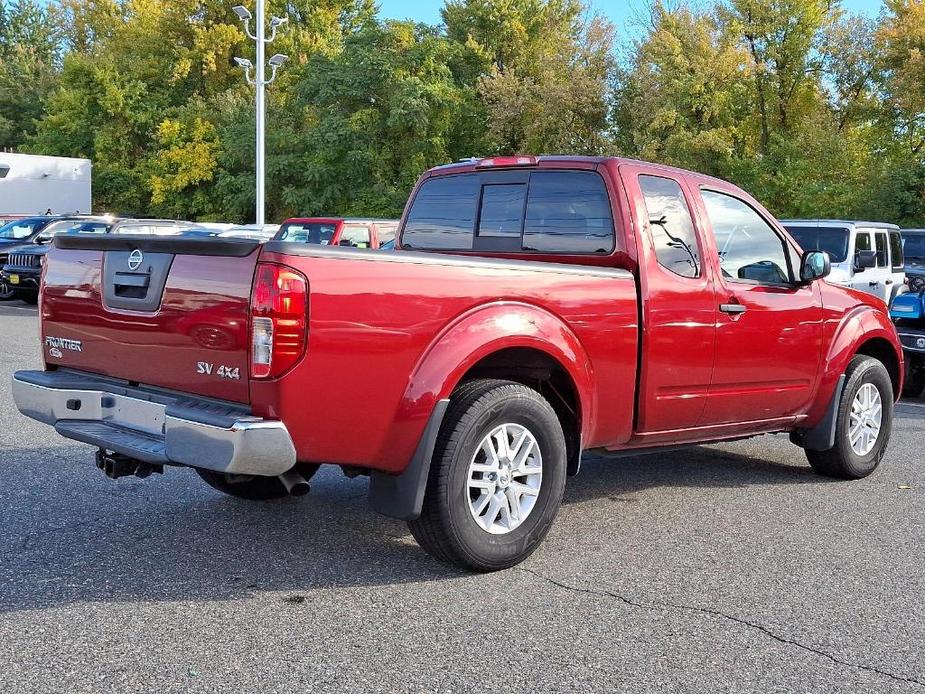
top-left (278, 468), bottom-right (310, 496)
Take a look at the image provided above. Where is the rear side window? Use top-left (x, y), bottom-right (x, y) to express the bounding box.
top-left (341, 225), bottom-right (371, 248)
top-left (278, 222), bottom-right (338, 245)
top-left (890, 231), bottom-right (904, 270)
top-left (376, 224), bottom-right (397, 245)
top-left (639, 175), bottom-right (700, 278)
top-left (875, 232), bottom-right (888, 268)
top-left (403, 170), bottom-right (614, 254)
top-left (403, 174), bottom-right (478, 249)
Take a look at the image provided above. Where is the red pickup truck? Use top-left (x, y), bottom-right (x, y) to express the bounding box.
top-left (275, 217), bottom-right (398, 249)
top-left (12, 156), bottom-right (903, 571)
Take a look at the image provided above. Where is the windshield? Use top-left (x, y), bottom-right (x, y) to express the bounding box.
top-left (34, 219), bottom-right (89, 239)
top-left (277, 222), bottom-right (337, 245)
top-left (903, 234), bottom-right (925, 260)
top-left (0, 218), bottom-right (45, 240)
top-left (784, 226), bottom-right (850, 263)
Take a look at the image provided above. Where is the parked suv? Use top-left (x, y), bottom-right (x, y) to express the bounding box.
top-left (276, 217), bottom-right (398, 249)
top-left (0, 216), bottom-right (104, 301)
top-left (781, 220), bottom-right (906, 305)
top-left (901, 229), bottom-right (925, 293)
top-left (0, 218), bottom-right (200, 303)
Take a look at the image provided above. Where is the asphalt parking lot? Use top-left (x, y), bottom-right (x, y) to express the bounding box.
top-left (0, 301), bottom-right (923, 694)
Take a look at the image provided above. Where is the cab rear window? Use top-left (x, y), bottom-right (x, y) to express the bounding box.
top-left (402, 170), bottom-right (614, 254)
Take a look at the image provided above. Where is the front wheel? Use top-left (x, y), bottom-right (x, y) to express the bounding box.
top-left (0, 281), bottom-right (15, 301)
top-left (805, 355), bottom-right (894, 479)
top-left (408, 379), bottom-right (567, 572)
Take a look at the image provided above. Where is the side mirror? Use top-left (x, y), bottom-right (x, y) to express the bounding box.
top-left (801, 250), bottom-right (831, 283)
top-left (855, 249), bottom-right (877, 272)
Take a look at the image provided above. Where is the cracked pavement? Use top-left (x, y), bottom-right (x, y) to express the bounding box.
top-left (1, 302), bottom-right (923, 693)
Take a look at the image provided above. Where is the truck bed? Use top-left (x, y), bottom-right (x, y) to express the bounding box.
top-left (38, 237), bottom-right (639, 474)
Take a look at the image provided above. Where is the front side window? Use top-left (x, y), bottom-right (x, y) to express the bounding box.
top-left (639, 175), bottom-right (700, 278)
top-left (903, 233), bottom-right (925, 260)
top-left (701, 190), bottom-right (791, 285)
top-left (890, 231), bottom-right (904, 270)
top-left (340, 225), bottom-right (371, 248)
top-left (784, 226), bottom-right (850, 264)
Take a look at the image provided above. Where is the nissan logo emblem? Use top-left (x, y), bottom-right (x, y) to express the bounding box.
top-left (918, 337), bottom-right (925, 349)
top-left (127, 249), bottom-right (144, 271)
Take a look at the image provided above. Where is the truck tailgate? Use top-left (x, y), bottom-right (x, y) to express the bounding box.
top-left (40, 235), bottom-right (262, 404)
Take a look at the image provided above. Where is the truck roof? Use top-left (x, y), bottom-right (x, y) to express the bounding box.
top-left (426, 155), bottom-right (736, 189)
top-left (779, 219), bottom-right (901, 230)
top-left (282, 217), bottom-right (398, 224)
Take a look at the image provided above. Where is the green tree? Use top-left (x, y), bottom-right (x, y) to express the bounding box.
top-left (444, 0), bottom-right (614, 155)
top-left (264, 20), bottom-right (482, 219)
top-left (0, 0), bottom-right (61, 149)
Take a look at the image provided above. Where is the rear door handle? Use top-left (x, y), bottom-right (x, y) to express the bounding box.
top-left (719, 303), bottom-right (747, 315)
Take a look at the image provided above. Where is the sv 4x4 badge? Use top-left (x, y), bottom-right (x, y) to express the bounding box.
top-left (197, 361), bottom-right (240, 380)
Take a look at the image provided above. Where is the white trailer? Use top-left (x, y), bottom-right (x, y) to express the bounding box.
top-left (0, 153), bottom-right (92, 215)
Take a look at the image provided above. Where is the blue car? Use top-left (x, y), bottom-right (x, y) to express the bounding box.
top-left (890, 289), bottom-right (925, 398)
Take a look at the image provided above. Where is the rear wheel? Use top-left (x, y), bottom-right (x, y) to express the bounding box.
top-left (805, 355), bottom-right (893, 479)
top-left (197, 463), bottom-right (320, 500)
top-left (408, 379), bottom-right (567, 572)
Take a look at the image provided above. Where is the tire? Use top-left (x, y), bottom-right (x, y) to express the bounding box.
top-left (805, 355), bottom-right (894, 479)
top-left (902, 359), bottom-right (925, 399)
top-left (0, 281), bottom-right (15, 301)
top-left (197, 463), bottom-right (320, 500)
top-left (16, 290), bottom-right (37, 305)
top-left (408, 379), bottom-right (567, 572)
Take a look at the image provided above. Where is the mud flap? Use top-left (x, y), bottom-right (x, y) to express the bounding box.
top-left (790, 374), bottom-right (846, 452)
top-left (368, 399), bottom-right (450, 521)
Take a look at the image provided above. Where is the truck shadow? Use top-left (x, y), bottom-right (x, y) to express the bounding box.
top-left (0, 440), bottom-right (862, 613)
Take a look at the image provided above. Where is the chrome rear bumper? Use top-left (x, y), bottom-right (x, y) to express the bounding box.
top-left (12, 369), bottom-right (296, 475)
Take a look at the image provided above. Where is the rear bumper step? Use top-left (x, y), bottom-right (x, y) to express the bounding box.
top-left (12, 369), bottom-right (296, 475)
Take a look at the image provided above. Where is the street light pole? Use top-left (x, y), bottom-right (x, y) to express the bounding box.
top-left (233, 3), bottom-right (288, 227)
top-left (255, 0), bottom-right (265, 226)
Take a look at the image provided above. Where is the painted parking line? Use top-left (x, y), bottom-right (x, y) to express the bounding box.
top-left (0, 304), bottom-right (38, 313)
top-left (898, 401), bottom-right (925, 410)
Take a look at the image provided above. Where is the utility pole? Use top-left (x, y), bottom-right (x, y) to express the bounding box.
top-left (233, 2), bottom-right (288, 226)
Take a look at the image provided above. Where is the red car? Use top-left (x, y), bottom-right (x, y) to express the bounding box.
top-left (13, 156), bottom-right (903, 571)
top-left (275, 217), bottom-right (398, 250)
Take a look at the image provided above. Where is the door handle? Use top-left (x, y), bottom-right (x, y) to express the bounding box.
top-left (885, 279), bottom-right (894, 285)
top-left (719, 303), bottom-right (747, 315)
top-left (869, 281), bottom-right (880, 287)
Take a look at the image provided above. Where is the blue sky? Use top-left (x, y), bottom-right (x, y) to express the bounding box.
top-left (378, 0), bottom-right (887, 38)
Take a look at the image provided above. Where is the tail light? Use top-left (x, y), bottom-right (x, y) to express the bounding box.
top-left (250, 263), bottom-right (308, 379)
